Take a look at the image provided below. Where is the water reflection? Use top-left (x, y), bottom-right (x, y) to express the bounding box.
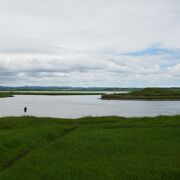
top-left (0, 95), bottom-right (180, 118)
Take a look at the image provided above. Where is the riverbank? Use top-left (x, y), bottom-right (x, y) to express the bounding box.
top-left (0, 115), bottom-right (179, 179)
top-left (101, 88), bottom-right (180, 100)
top-left (0, 91), bottom-right (103, 98)
top-left (0, 92), bottom-right (13, 98)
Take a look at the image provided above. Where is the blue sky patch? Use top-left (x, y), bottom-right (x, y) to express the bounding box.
top-left (116, 47), bottom-right (180, 57)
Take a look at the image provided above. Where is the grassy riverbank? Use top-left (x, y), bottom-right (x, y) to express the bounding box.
top-left (0, 115), bottom-right (179, 179)
top-left (0, 92), bottom-right (13, 98)
top-left (0, 91), bottom-right (103, 98)
top-left (101, 88), bottom-right (180, 100)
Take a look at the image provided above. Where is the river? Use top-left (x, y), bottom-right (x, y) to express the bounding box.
top-left (0, 95), bottom-right (180, 118)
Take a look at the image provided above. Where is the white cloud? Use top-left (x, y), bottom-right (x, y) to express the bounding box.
top-left (0, 51), bottom-right (179, 87)
top-left (0, 0), bottom-right (180, 86)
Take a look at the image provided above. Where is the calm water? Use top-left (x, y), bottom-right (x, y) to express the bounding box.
top-left (0, 95), bottom-right (180, 118)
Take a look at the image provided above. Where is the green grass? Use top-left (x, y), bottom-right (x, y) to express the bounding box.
top-left (0, 92), bottom-right (14, 98)
top-left (0, 115), bottom-right (179, 179)
top-left (101, 88), bottom-right (180, 100)
top-left (0, 91), bottom-right (103, 97)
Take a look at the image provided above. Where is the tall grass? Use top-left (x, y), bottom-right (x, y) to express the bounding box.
top-left (0, 115), bottom-right (179, 179)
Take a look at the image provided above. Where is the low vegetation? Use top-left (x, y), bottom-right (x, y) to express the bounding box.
top-left (101, 88), bottom-right (180, 100)
top-left (0, 92), bottom-right (14, 98)
top-left (0, 115), bottom-right (179, 179)
top-left (0, 91), bottom-right (103, 98)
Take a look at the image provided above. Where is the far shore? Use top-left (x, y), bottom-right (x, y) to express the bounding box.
top-left (0, 90), bottom-right (129, 98)
top-left (101, 88), bottom-right (180, 100)
top-left (1, 88), bottom-right (180, 101)
top-left (0, 91), bottom-right (104, 98)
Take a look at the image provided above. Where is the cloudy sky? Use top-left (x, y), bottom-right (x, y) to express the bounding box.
top-left (0, 0), bottom-right (180, 87)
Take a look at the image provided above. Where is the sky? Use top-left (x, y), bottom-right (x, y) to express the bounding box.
top-left (0, 0), bottom-right (180, 87)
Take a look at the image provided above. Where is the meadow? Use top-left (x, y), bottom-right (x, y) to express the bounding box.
top-left (0, 92), bottom-right (13, 98)
top-left (101, 88), bottom-right (180, 100)
top-left (0, 115), bottom-right (179, 179)
top-left (0, 91), bottom-right (103, 98)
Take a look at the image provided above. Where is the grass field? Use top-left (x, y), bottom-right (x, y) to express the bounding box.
top-left (0, 115), bottom-right (179, 179)
top-left (0, 92), bottom-right (13, 98)
top-left (0, 91), bottom-right (104, 98)
top-left (101, 88), bottom-right (180, 100)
